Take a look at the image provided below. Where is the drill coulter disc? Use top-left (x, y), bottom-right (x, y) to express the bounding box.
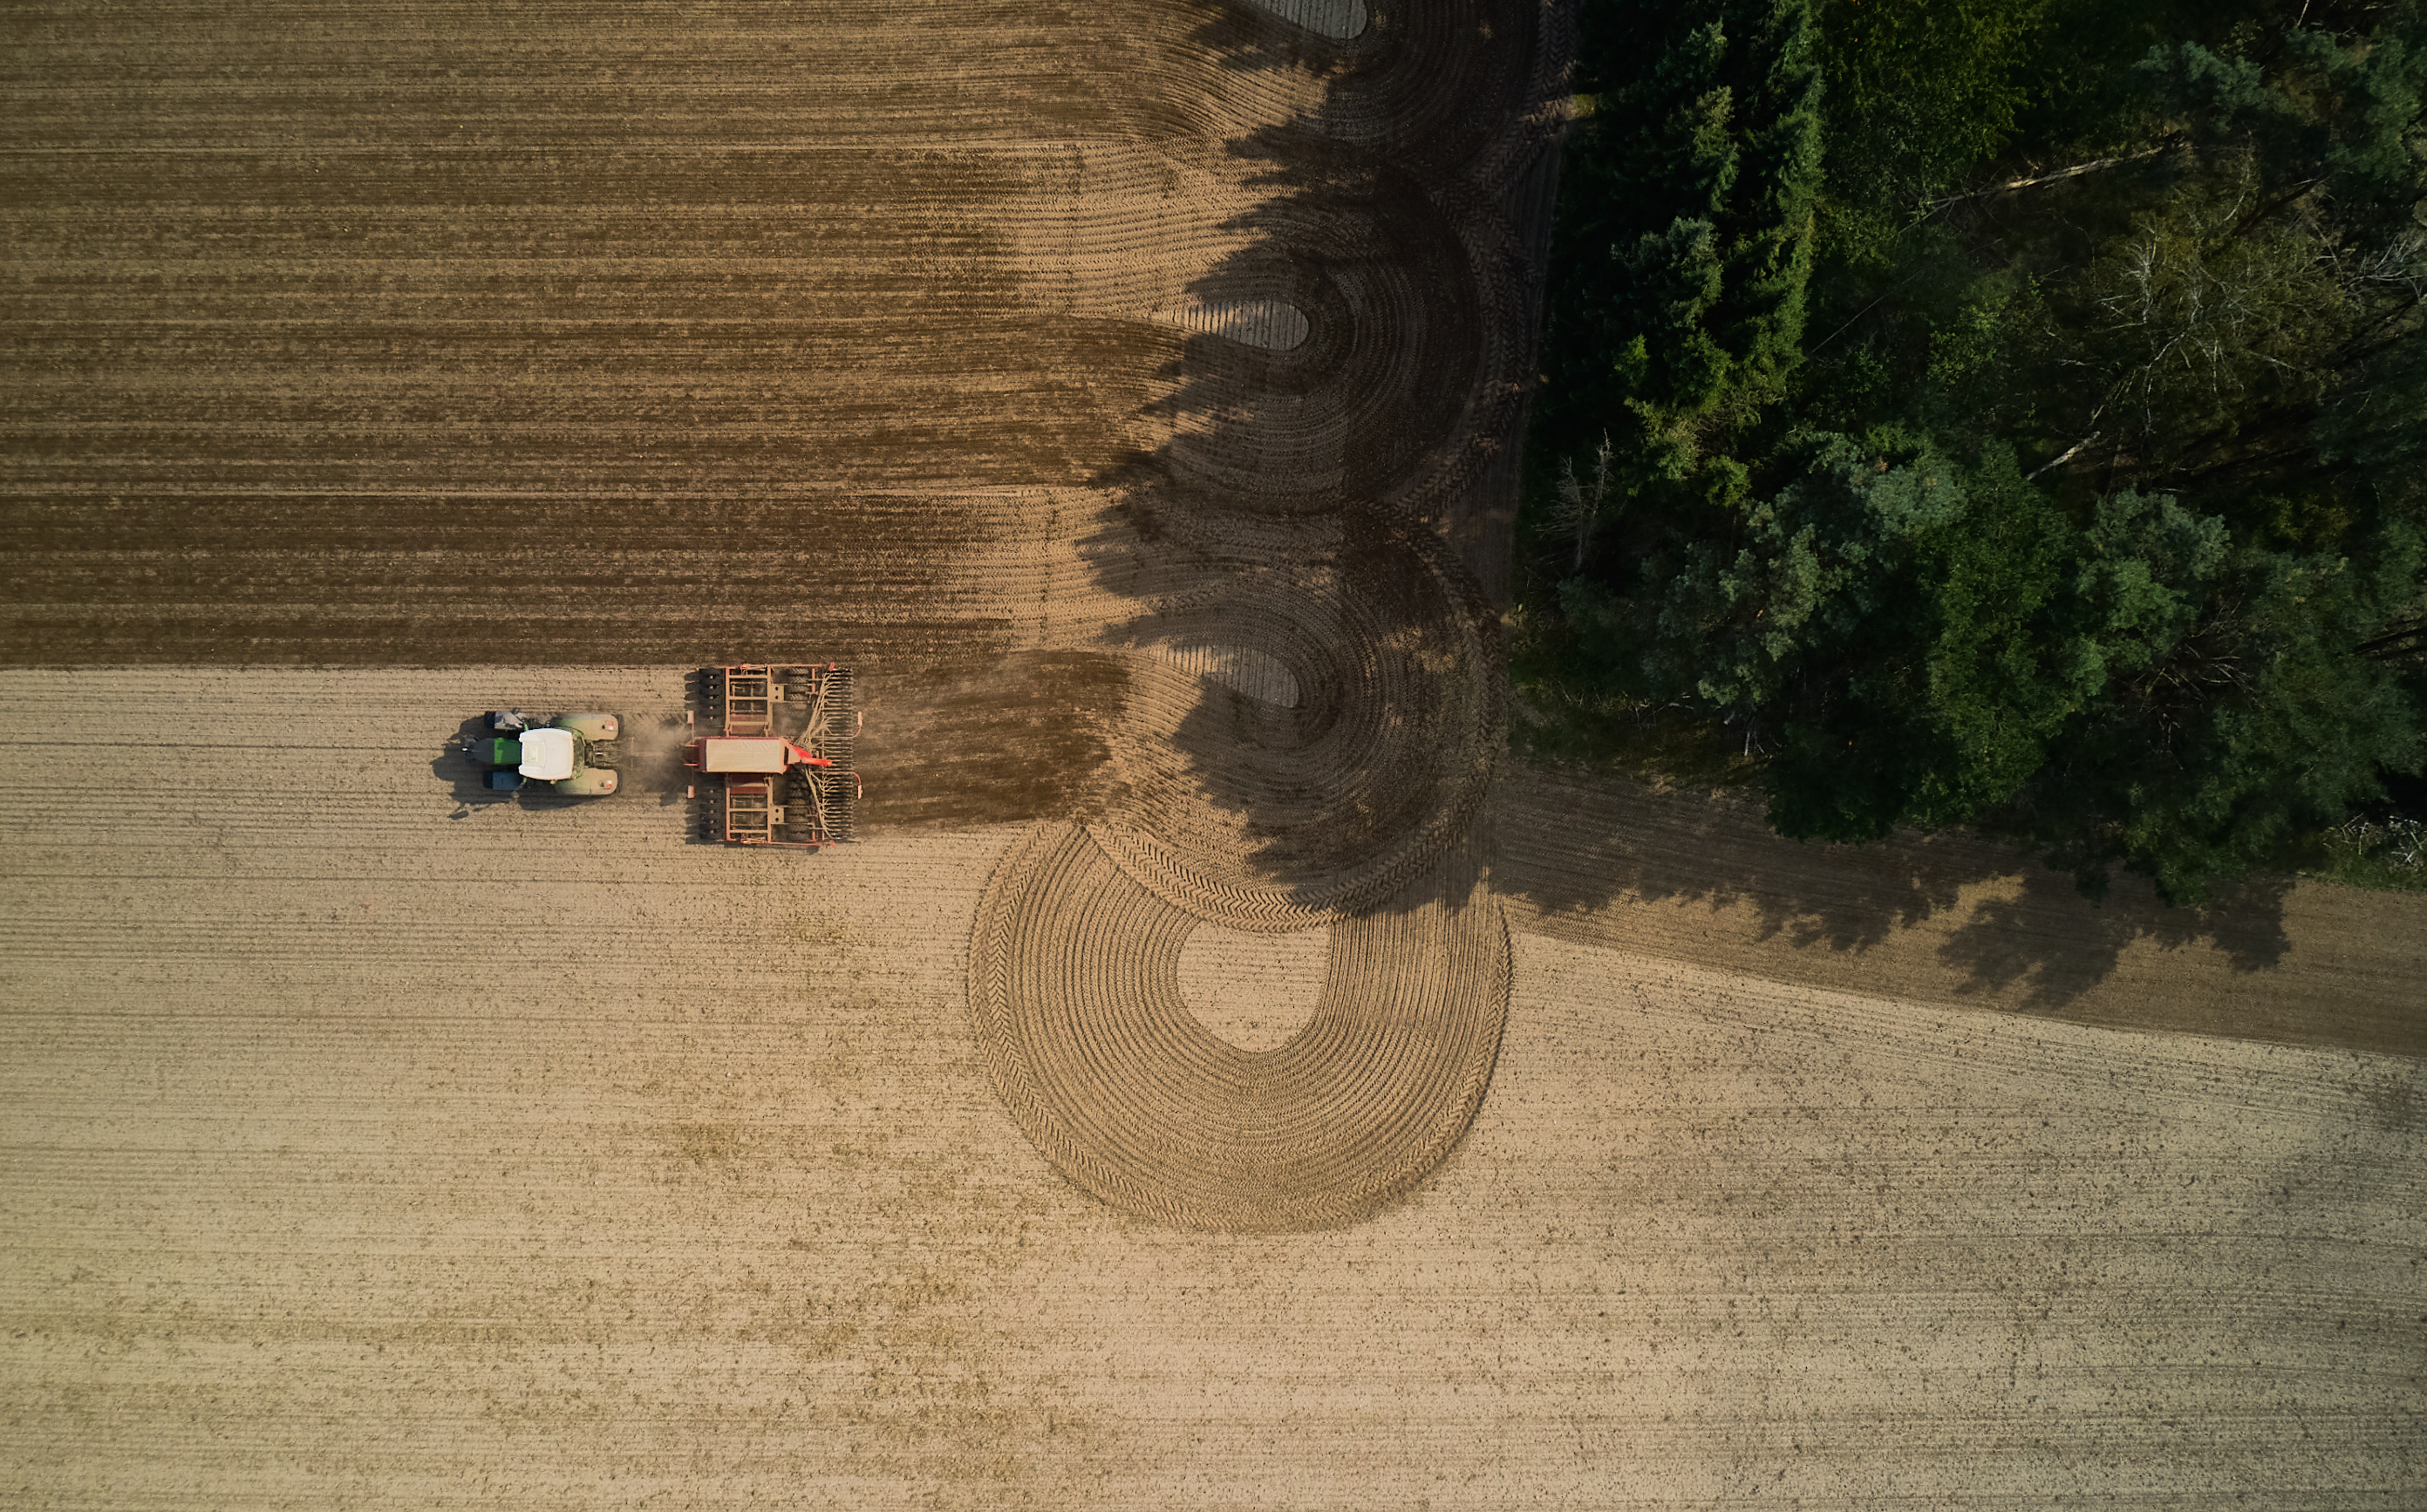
top-left (822, 668), bottom-right (858, 735)
top-left (818, 770), bottom-right (858, 842)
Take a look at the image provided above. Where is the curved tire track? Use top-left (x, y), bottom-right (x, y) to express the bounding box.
top-left (970, 821), bottom-right (1510, 1232)
top-left (1095, 507), bottom-right (1503, 930)
top-left (967, 0), bottom-right (1561, 1231)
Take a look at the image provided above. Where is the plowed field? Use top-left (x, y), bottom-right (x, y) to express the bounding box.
top-left (3, 2), bottom-right (2421, 1507)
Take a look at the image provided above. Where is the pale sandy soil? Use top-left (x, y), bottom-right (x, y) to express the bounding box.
top-left (5, 0), bottom-right (2423, 1502)
top-left (3, 0), bottom-right (1551, 1228)
top-left (1, 668), bottom-right (2419, 1508)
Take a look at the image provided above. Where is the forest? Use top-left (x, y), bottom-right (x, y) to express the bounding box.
top-left (1520, 0), bottom-right (2427, 902)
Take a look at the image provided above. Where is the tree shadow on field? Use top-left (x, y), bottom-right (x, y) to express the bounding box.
top-left (1481, 763), bottom-right (2427, 1058)
top-left (1074, 3), bottom-right (2396, 1048)
top-left (1068, 0), bottom-right (1557, 922)
top-left (1046, 2), bottom-right (2390, 1057)
top-left (1941, 864), bottom-right (2294, 1003)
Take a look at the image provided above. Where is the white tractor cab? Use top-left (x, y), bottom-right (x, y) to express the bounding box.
top-left (470, 710), bottom-right (621, 796)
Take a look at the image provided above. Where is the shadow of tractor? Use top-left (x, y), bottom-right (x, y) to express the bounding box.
top-left (432, 712), bottom-right (619, 818)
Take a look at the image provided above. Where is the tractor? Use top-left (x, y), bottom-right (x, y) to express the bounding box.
top-left (687, 664), bottom-right (859, 846)
top-left (466, 709), bottom-right (623, 796)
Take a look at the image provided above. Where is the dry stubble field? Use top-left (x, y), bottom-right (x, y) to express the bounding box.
top-left (3, 1), bottom-right (2423, 1507)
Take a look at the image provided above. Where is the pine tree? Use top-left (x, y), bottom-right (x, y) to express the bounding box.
top-left (1538, 0), bottom-right (1824, 517)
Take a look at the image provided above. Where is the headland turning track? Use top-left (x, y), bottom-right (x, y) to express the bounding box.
top-left (3, 2), bottom-right (2423, 1505)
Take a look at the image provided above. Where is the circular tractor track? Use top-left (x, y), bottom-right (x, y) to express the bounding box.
top-left (1374, 187), bottom-right (1541, 528)
top-left (1149, 0), bottom-right (1563, 185)
top-left (1307, 0), bottom-right (1566, 184)
top-left (954, 0), bottom-right (1560, 1234)
top-left (1152, 161), bottom-right (1487, 517)
top-left (969, 821), bottom-right (1510, 1232)
top-left (1096, 507), bottom-right (1504, 930)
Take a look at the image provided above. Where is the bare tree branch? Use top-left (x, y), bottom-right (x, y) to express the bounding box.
top-left (1928, 140), bottom-right (2179, 209)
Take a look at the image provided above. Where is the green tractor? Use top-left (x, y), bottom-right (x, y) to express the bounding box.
top-left (467, 709), bottom-right (622, 796)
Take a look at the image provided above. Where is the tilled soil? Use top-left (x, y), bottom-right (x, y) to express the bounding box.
top-left (970, 821), bottom-right (1507, 1230)
top-left (6, 0), bottom-right (1557, 1226)
top-left (1493, 765), bottom-right (2427, 1059)
top-left (0, 668), bottom-right (2419, 1507)
top-left (4, 0), bottom-right (2423, 1502)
